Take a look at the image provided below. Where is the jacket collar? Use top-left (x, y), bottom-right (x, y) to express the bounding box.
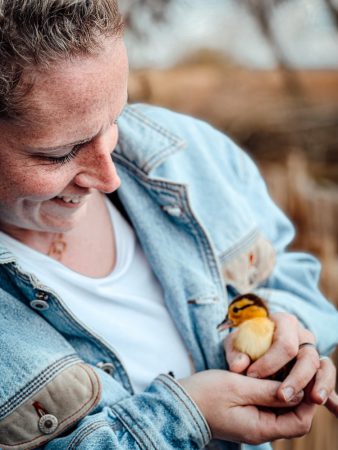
top-left (0, 247), bottom-right (16, 264)
top-left (115, 104), bottom-right (186, 174)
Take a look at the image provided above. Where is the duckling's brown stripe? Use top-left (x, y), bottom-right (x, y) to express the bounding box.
top-left (235, 302), bottom-right (254, 311)
top-left (230, 293), bottom-right (269, 314)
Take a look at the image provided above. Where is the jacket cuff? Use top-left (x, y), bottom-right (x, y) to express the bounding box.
top-left (111, 373), bottom-right (211, 450)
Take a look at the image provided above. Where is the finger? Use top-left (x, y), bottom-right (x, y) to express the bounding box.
top-left (324, 391), bottom-right (338, 418)
top-left (237, 376), bottom-right (304, 408)
top-left (224, 331), bottom-right (251, 373)
top-left (254, 401), bottom-right (317, 443)
top-left (240, 401), bottom-right (317, 444)
top-left (308, 357), bottom-right (336, 405)
top-left (247, 313), bottom-right (299, 379)
top-left (278, 344), bottom-right (320, 402)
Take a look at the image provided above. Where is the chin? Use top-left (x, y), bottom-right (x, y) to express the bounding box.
top-left (39, 204), bottom-right (88, 233)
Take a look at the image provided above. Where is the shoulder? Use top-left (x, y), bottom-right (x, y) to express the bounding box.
top-left (121, 103), bottom-right (256, 184)
top-left (125, 103), bottom-right (230, 147)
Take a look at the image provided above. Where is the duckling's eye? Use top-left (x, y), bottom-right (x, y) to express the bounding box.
top-left (232, 306), bottom-right (239, 314)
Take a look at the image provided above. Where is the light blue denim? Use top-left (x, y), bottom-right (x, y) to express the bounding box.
top-left (0, 104), bottom-right (337, 449)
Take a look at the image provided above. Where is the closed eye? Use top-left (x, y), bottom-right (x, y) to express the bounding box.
top-left (44, 143), bottom-right (84, 165)
top-left (38, 117), bottom-right (120, 166)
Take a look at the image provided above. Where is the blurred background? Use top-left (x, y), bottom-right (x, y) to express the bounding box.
top-left (120, 1), bottom-right (338, 448)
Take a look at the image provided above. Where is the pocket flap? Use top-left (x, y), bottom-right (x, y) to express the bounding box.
top-left (0, 362), bottom-right (101, 450)
top-left (222, 234), bottom-right (276, 293)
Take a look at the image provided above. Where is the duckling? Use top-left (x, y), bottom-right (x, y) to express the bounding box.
top-left (217, 293), bottom-right (275, 361)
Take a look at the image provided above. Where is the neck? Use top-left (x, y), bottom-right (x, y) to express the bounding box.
top-left (0, 225), bottom-right (59, 253)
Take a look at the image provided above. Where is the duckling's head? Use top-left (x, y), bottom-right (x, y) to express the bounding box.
top-left (217, 293), bottom-right (269, 330)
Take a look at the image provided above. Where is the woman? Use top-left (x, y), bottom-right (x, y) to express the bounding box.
top-left (0, 1), bottom-right (337, 449)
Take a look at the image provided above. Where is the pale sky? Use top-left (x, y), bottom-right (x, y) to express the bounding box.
top-left (125, 0), bottom-right (338, 69)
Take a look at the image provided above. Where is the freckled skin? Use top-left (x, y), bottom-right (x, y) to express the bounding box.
top-left (0, 37), bottom-right (129, 246)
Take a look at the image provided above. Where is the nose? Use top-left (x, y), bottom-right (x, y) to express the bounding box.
top-left (74, 127), bottom-right (120, 193)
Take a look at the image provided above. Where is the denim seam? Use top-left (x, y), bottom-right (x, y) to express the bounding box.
top-left (118, 106), bottom-right (186, 173)
top-left (158, 374), bottom-right (212, 444)
top-left (50, 304), bottom-right (134, 392)
top-left (55, 363), bottom-right (101, 428)
top-left (112, 404), bottom-right (157, 450)
top-left (3, 231), bottom-right (136, 397)
top-left (143, 142), bottom-right (185, 174)
top-left (115, 142), bottom-right (182, 175)
top-left (119, 164), bottom-right (223, 295)
top-left (0, 255), bottom-right (16, 264)
top-left (179, 191), bottom-right (224, 297)
top-left (3, 263), bottom-right (33, 283)
top-left (67, 420), bottom-right (108, 450)
top-left (0, 354), bottom-right (79, 419)
top-left (124, 105), bottom-right (184, 145)
top-left (19, 272), bottom-right (134, 394)
top-left (219, 228), bottom-right (259, 264)
top-left (0, 364), bottom-right (100, 449)
top-left (115, 160), bottom-right (225, 298)
top-left (114, 155), bottom-right (188, 195)
top-left (20, 283), bottom-right (135, 395)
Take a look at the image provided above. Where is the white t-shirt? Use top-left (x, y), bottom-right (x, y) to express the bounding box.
top-left (0, 199), bottom-right (193, 392)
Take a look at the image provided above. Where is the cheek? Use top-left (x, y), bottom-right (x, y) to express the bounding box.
top-left (0, 164), bottom-right (71, 202)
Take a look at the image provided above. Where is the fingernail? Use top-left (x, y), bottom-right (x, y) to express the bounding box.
top-left (290, 390), bottom-right (304, 402)
top-left (319, 389), bottom-right (328, 404)
top-left (233, 355), bottom-right (244, 364)
top-left (247, 372), bottom-right (258, 378)
top-left (282, 386), bottom-right (295, 402)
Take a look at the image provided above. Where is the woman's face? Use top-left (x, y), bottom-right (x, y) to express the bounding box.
top-left (0, 37), bottom-right (128, 236)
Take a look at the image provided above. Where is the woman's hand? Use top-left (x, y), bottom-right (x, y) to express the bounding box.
top-left (225, 311), bottom-right (338, 415)
top-left (311, 357), bottom-right (338, 417)
top-left (178, 370), bottom-right (316, 445)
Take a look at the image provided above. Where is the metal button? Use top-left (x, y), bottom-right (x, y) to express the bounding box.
top-left (38, 414), bottom-right (58, 434)
top-left (30, 299), bottom-right (49, 311)
top-left (162, 205), bottom-right (183, 217)
top-left (36, 292), bottom-right (49, 301)
top-left (97, 362), bottom-right (115, 375)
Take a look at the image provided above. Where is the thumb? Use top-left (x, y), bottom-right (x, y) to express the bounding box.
top-left (240, 377), bottom-right (304, 408)
top-left (225, 331), bottom-right (251, 373)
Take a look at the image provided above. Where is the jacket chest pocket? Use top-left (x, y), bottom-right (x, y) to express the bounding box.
top-left (220, 233), bottom-right (276, 293)
top-left (0, 362), bottom-right (101, 450)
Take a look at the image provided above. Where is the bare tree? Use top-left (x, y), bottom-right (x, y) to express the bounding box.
top-left (237, 0), bottom-right (304, 95)
top-left (239, 0), bottom-right (338, 64)
top-left (324, 0), bottom-right (338, 28)
top-left (121, 0), bottom-right (174, 38)
top-left (237, 0), bottom-right (290, 68)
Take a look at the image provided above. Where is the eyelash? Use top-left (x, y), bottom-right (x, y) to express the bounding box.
top-left (46, 144), bottom-right (83, 165)
top-left (43, 118), bottom-right (119, 166)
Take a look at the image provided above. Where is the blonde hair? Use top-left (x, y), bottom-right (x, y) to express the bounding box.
top-left (0, 0), bottom-right (123, 119)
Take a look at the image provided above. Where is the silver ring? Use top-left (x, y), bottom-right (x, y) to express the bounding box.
top-left (299, 342), bottom-right (317, 351)
top-left (319, 356), bottom-right (330, 361)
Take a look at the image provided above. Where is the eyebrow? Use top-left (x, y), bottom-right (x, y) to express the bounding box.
top-left (29, 136), bottom-right (94, 153)
top-left (27, 103), bottom-right (127, 153)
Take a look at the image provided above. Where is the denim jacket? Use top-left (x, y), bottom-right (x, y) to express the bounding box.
top-left (0, 104), bottom-right (337, 450)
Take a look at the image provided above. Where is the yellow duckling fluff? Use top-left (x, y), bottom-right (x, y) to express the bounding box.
top-left (217, 293), bottom-right (275, 361)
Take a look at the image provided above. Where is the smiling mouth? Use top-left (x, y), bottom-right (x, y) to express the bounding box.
top-left (56, 195), bottom-right (82, 204)
top-left (50, 195), bottom-right (85, 207)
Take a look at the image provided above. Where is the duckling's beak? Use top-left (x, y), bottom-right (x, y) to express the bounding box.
top-left (217, 315), bottom-right (233, 331)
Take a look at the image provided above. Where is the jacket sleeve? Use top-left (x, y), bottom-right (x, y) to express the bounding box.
top-left (0, 284), bottom-right (210, 450)
top-left (43, 372), bottom-right (211, 450)
top-left (231, 144), bottom-right (338, 356)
